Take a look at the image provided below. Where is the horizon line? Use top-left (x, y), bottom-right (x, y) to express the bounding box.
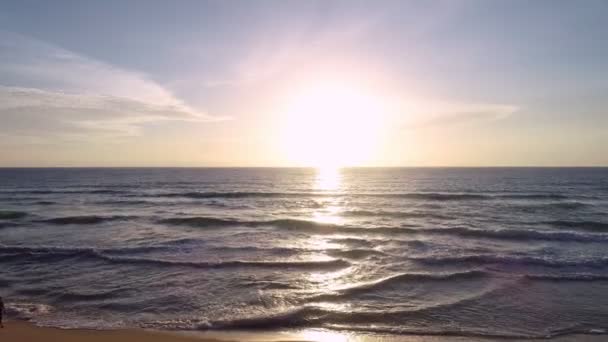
top-left (1, 166), bottom-right (607, 169)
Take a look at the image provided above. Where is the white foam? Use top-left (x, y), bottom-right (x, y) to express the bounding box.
top-left (589, 329), bottom-right (607, 334)
top-left (5, 302), bottom-right (53, 320)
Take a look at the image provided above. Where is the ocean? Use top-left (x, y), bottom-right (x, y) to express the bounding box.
top-left (1, 167), bottom-right (608, 340)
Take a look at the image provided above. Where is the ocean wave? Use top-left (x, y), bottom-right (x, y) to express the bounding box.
top-left (5, 302), bottom-right (53, 320)
top-left (543, 201), bottom-right (589, 209)
top-left (158, 191), bottom-right (312, 199)
top-left (0, 244), bottom-right (165, 256)
top-left (208, 245), bottom-right (302, 257)
top-left (145, 190), bottom-right (591, 203)
top-left (341, 210), bottom-right (453, 220)
top-left (525, 273), bottom-right (608, 281)
top-left (329, 238), bottom-right (375, 248)
top-left (159, 216), bottom-right (339, 232)
top-left (312, 270), bottom-right (489, 301)
top-left (0, 210), bottom-right (28, 219)
top-left (0, 245), bottom-right (349, 270)
top-left (157, 217), bottom-right (242, 227)
top-left (34, 201), bottom-right (57, 205)
top-left (5, 189), bottom-right (130, 195)
top-left (95, 199), bottom-right (152, 205)
top-left (199, 306), bottom-right (326, 330)
top-left (258, 218), bottom-right (338, 231)
top-left (153, 191), bottom-right (492, 201)
top-left (54, 288), bottom-right (131, 302)
top-left (0, 245), bottom-right (171, 266)
top-left (326, 323), bottom-right (606, 339)
top-left (411, 254), bottom-right (608, 269)
top-left (240, 280), bottom-right (300, 290)
top-left (346, 226), bottom-right (608, 243)
top-left (184, 292), bottom-right (605, 339)
top-left (327, 249), bottom-right (387, 259)
top-left (376, 193), bottom-right (490, 200)
top-left (102, 246), bottom-right (171, 255)
top-left (419, 226), bottom-right (608, 242)
top-left (499, 193), bottom-right (569, 200)
top-left (146, 311), bottom-right (372, 334)
top-left (157, 216), bottom-right (608, 243)
top-left (157, 237), bottom-right (206, 246)
top-left (0, 245), bottom-right (107, 263)
top-left (192, 301), bottom-right (528, 337)
top-left (16, 287), bottom-right (54, 296)
top-left (99, 256), bottom-right (350, 270)
top-left (41, 215), bottom-right (137, 225)
top-left (543, 220), bottom-right (608, 232)
top-left (0, 222), bottom-right (17, 230)
top-left (512, 201), bottom-right (590, 211)
top-left (145, 309), bottom-right (322, 331)
top-left (168, 277), bottom-right (531, 337)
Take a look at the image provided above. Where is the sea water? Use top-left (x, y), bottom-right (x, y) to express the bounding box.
top-left (1, 167), bottom-right (607, 339)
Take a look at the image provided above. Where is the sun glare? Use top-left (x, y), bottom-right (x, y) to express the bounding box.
top-left (279, 81), bottom-right (387, 168)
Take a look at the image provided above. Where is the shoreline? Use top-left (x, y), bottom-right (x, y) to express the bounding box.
top-left (0, 320), bottom-right (224, 342)
top-left (1, 320), bottom-right (607, 342)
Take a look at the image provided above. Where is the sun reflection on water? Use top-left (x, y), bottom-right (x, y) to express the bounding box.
top-left (315, 167), bottom-right (342, 192)
top-left (299, 329), bottom-right (350, 342)
top-left (311, 167), bottom-right (345, 225)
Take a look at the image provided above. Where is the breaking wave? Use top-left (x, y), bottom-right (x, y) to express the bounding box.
top-left (4, 302), bottom-right (53, 320)
top-left (311, 270), bottom-right (489, 301)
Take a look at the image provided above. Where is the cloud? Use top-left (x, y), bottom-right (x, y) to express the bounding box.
top-left (401, 101), bottom-right (519, 129)
top-left (0, 31), bottom-right (225, 143)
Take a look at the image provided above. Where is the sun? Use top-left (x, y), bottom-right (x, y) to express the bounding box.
top-left (279, 81), bottom-right (387, 168)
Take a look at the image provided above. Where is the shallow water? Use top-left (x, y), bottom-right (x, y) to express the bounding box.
top-left (1, 167), bottom-right (608, 339)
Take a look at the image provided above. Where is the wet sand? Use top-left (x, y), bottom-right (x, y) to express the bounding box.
top-left (0, 321), bottom-right (223, 342)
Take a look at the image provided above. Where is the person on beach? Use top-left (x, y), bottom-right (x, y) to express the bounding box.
top-left (0, 296), bottom-right (4, 328)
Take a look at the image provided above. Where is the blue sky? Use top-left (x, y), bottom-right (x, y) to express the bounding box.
top-left (1, 0), bottom-right (607, 166)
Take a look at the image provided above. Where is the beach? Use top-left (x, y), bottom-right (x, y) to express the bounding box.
top-left (3, 321), bottom-right (608, 342)
top-left (2, 0), bottom-right (608, 339)
top-left (1, 321), bottom-right (220, 342)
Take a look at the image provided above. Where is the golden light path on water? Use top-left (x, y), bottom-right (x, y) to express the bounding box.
top-left (194, 168), bottom-right (440, 342)
top-left (288, 171), bottom-right (458, 341)
top-left (302, 167), bottom-right (356, 338)
top-left (307, 166), bottom-right (353, 292)
top-left (311, 167), bottom-right (344, 225)
top-left (315, 167), bottom-right (342, 191)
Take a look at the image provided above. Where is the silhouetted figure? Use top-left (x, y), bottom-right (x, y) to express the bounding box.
top-left (0, 296), bottom-right (4, 328)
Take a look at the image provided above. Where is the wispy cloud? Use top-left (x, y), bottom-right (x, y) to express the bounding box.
top-left (401, 101), bottom-right (519, 129)
top-left (0, 31), bottom-right (225, 143)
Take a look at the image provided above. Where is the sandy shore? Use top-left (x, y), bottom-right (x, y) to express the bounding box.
top-left (1, 320), bottom-right (607, 342)
top-left (0, 321), bottom-right (225, 342)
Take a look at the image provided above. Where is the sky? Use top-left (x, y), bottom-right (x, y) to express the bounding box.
top-left (0, 0), bottom-right (607, 167)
